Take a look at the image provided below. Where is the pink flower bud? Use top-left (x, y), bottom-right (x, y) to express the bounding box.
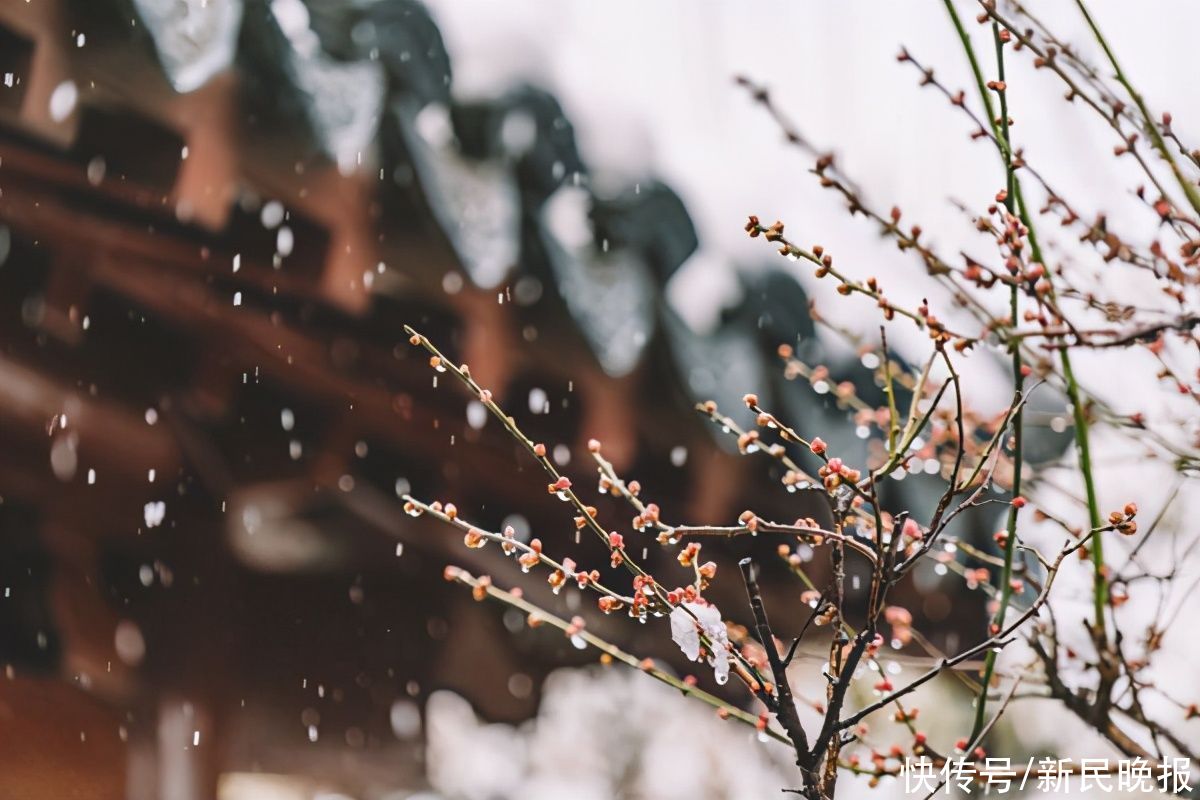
top-left (902, 518), bottom-right (922, 540)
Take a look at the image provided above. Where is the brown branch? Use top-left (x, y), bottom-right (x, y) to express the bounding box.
top-left (739, 557), bottom-right (817, 781)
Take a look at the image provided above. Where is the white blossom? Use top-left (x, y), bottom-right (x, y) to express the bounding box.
top-left (669, 602), bottom-right (730, 683)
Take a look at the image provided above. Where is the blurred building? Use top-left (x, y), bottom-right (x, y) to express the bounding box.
top-left (0, 2), bottom-right (999, 798)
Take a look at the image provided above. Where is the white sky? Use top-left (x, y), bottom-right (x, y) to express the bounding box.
top-left (426, 0), bottom-right (1200, 404)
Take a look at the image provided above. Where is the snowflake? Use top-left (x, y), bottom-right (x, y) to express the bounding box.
top-left (670, 602), bottom-right (730, 684)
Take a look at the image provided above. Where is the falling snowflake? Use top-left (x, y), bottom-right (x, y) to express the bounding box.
top-left (143, 501), bottom-right (166, 529)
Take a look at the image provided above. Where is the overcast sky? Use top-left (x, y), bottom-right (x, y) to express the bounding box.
top-left (425, 1), bottom-right (1200, 407)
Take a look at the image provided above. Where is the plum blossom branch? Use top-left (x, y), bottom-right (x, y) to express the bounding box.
top-left (442, 565), bottom-right (791, 745)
